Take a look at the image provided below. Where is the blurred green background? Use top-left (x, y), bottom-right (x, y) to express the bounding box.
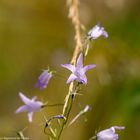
top-left (0, 0), bottom-right (140, 139)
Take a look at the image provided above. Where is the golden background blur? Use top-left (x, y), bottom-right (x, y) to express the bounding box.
top-left (0, 0), bottom-right (140, 139)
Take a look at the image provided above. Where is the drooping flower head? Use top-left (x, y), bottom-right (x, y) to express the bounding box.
top-left (36, 69), bottom-right (52, 90)
top-left (88, 23), bottom-right (108, 40)
top-left (96, 126), bottom-right (125, 140)
top-left (16, 92), bottom-right (43, 122)
top-left (61, 53), bottom-right (96, 84)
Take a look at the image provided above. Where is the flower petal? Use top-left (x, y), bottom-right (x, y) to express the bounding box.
top-left (26, 101), bottom-right (42, 112)
top-left (67, 74), bottom-right (77, 84)
top-left (80, 74), bottom-right (87, 84)
top-left (38, 70), bottom-right (49, 81)
top-left (61, 64), bottom-right (75, 73)
top-left (16, 93), bottom-right (43, 122)
top-left (35, 101), bottom-right (43, 108)
top-left (88, 24), bottom-right (108, 40)
top-left (97, 126), bottom-right (125, 140)
top-left (28, 112), bottom-right (33, 122)
top-left (19, 92), bottom-right (32, 105)
top-left (83, 64), bottom-right (96, 72)
top-left (97, 128), bottom-right (115, 140)
top-left (32, 96), bottom-right (37, 101)
top-left (112, 126), bottom-right (125, 131)
top-left (102, 30), bottom-right (108, 38)
top-left (36, 70), bottom-right (52, 90)
top-left (76, 53), bottom-right (83, 69)
top-left (16, 105), bottom-right (28, 113)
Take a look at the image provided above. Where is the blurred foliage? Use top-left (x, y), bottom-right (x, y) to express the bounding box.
top-left (0, 0), bottom-right (140, 140)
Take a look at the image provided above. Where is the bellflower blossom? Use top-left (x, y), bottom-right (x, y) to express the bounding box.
top-left (88, 24), bottom-right (108, 40)
top-left (16, 92), bottom-right (43, 122)
top-left (36, 69), bottom-right (52, 90)
top-left (61, 53), bottom-right (96, 84)
top-left (96, 126), bottom-right (125, 140)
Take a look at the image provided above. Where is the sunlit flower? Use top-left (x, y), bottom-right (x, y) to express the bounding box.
top-left (88, 24), bottom-right (108, 40)
top-left (61, 53), bottom-right (96, 84)
top-left (16, 92), bottom-right (43, 122)
top-left (96, 126), bottom-right (125, 140)
top-left (36, 70), bottom-right (52, 90)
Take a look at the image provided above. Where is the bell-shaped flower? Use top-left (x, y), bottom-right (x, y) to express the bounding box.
top-left (16, 92), bottom-right (43, 122)
top-left (88, 24), bottom-right (108, 40)
top-left (61, 53), bottom-right (96, 84)
top-left (96, 126), bottom-right (125, 140)
top-left (36, 69), bottom-right (52, 90)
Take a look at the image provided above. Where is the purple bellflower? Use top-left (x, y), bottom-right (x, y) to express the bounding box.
top-left (16, 92), bottom-right (43, 122)
top-left (96, 126), bottom-right (125, 140)
top-left (36, 69), bottom-right (52, 90)
top-left (88, 24), bottom-right (108, 40)
top-left (61, 53), bottom-right (96, 84)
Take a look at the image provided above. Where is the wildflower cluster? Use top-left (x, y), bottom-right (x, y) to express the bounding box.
top-left (16, 69), bottom-right (52, 122)
top-left (15, 24), bottom-right (125, 140)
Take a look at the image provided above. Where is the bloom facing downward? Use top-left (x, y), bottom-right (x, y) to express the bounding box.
top-left (61, 53), bottom-right (96, 84)
top-left (16, 92), bottom-right (43, 122)
top-left (88, 24), bottom-right (108, 40)
top-left (36, 70), bottom-right (52, 90)
top-left (97, 126), bottom-right (125, 140)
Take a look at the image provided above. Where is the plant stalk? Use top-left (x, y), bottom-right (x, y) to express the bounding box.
top-left (55, 0), bottom-right (82, 139)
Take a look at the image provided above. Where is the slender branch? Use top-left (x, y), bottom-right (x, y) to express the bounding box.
top-left (55, 0), bottom-right (82, 139)
top-left (68, 0), bottom-right (83, 65)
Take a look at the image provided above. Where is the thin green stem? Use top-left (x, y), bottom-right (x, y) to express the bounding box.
top-left (56, 83), bottom-right (75, 139)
